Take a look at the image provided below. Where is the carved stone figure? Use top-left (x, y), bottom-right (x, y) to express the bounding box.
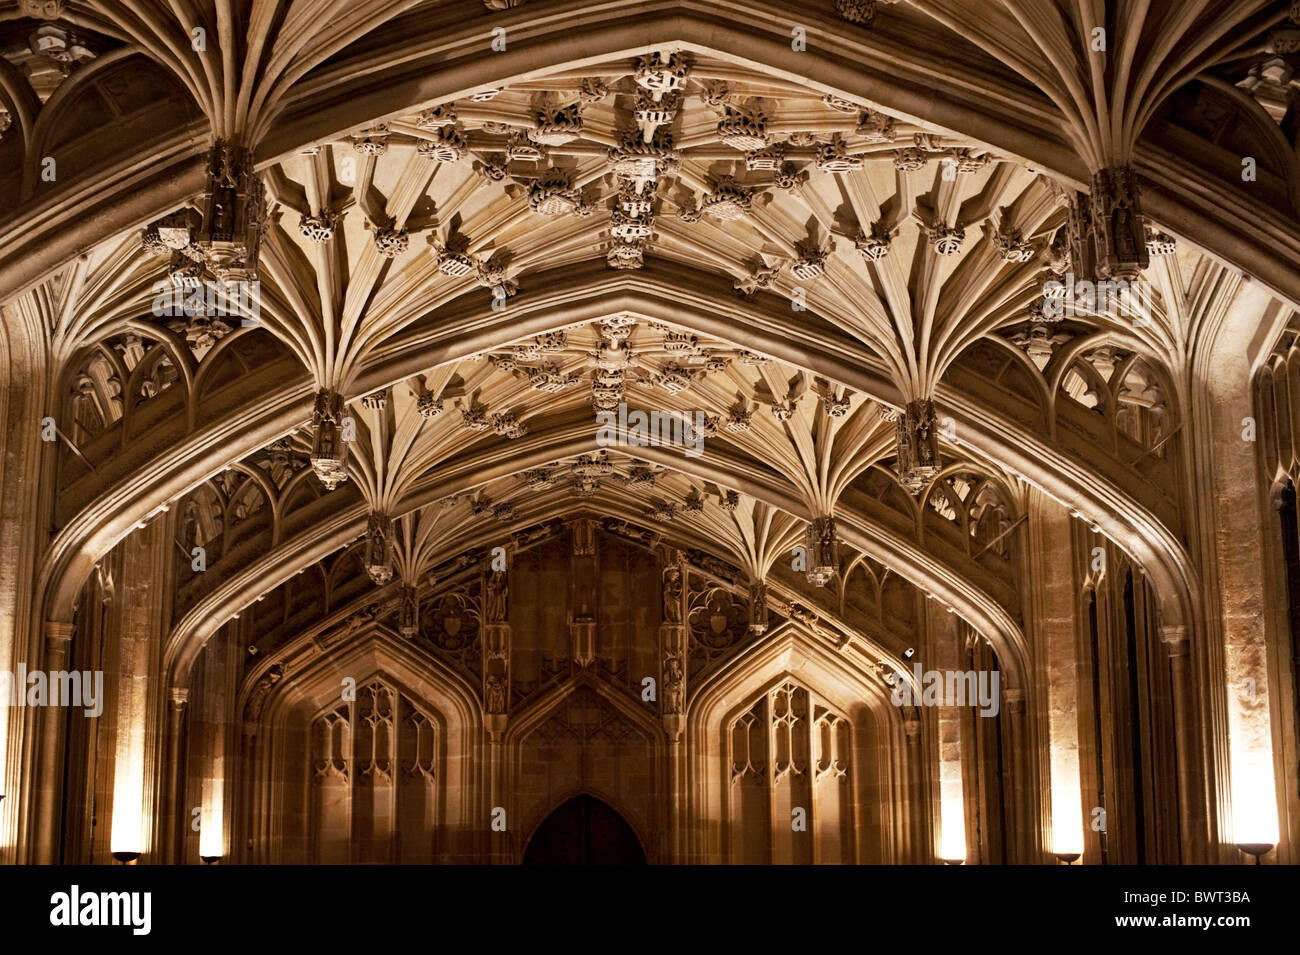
top-left (662, 653), bottom-right (684, 713)
top-left (484, 570), bottom-right (508, 623)
top-left (485, 673), bottom-right (507, 713)
top-left (662, 563), bottom-right (683, 624)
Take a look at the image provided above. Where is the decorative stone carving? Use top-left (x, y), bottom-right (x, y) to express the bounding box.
top-left (476, 155), bottom-right (511, 181)
top-left (804, 516), bottom-right (839, 586)
top-left (372, 227), bottom-right (409, 258)
top-left (607, 239), bottom-right (646, 270)
top-left (634, 52), bottom-right (690, 93)
top-left (610, 206), bottom-right (654, 240)
top-left (364, 513), bottom-right (395, 585)
top-left (856, 109), bottom-right (897, 143)
top-left (432, 236), bottom-right (475, 276)
top-left (717, 106), bottom-right (768, 151)
top-left (662, 560), bottom-right (684, 624)
top-left (946, 150), bottom-right (989, 175)
top-left (699, 80), bottom-right (730, 110)
top-left (484, 671), bottom-right (507, 714)
top-left (647, 500), bottom-right (677, 521)
top-left (892, 147), bottom-right (928, 171)
top-left (490, 411), bottom-right (527, 438)
top-left (634, 89), bottom-right (680, 128)
top-left (725, 403), bottom-right (753, 433)
top-left (822, 392), bottom-right (851, 417)
top-left (719, 489), bottom-right (740, 510)
top-left (417, 125), bottom-right (467, 163)
top-left (854, 225), bottom-right (893, 261)
top-left (194, 142), bottom-right (267, 283)
top-left (894, 398), bottom-right (942, 494)
top-left (528, 167), bottom-right (581, 215)
top-left (578, 77), bottom-right (609, 102)
top-left (815, 136), bottom-right (863, 173)
top-left (662, 651), bottom-right (685, 714)
top-left (791, 240), bottom-right (830, 279)
top-left (608, 131), bottom-right (679, 183)
top-left (701, 176), bottom-right (753, 219)
top-left (834, 0), bottom-right (878, 25)
top-left (398, 584), bottom-right (419, 639)
top-left (299, 211), bottom-right (338, 243)
top-left (416, 392), bottom-right (444, 418)
top-left (310, 390), bottom-right (349, 490)
top-left (993, 227), bottom-right (1035, 262)
top-left (21, 0), bottom-right (64, 18)
top-left (532, 103), bottom-right (583, 145)
top-left (244, 663), bottom-right (284, 723)
top-left (521, 467), bottom-right (557, 490)
top-left (475, 257), bottom-right (518, 298)
top-left (745, 143), bottom-right (786, 171)
top-left (350, 125), bottom-right (389, 155)
top-left (1089, 164), bottom-right (1148, 280)
top-left (483, 565), bottom-right (509, 625)
top-left (748, 580), bottom-right (769, 634)
top-left (735, 264), bottom-right (780, 294)
top-left (1146, 229), bottom-right (1176, 256)
top-left (461, 404), bottom-right (491, 431)
top-left (927, 224), bottom-right (965, 256)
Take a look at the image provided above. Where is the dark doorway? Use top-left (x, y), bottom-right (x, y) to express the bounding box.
top-left (522, 795), bottom-right (647, 865)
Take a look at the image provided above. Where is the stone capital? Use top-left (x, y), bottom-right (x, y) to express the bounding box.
top-left (1159, 624), bottom-right (1189, 654)
top-left (43, 620), bottom-right (75, 646)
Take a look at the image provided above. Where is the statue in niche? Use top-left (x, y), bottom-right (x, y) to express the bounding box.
top-left (485, 673), bottom-right (507, 713)
top-left (484, 570), bottom-right (508, 624)
top-left (663, 653), bottom-right (684, 713)
top-left (662, 563), bottom-right (683, 624)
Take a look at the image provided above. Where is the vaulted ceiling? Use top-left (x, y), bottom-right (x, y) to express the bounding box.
top-left (3, 0), bottom-right (1298, 689)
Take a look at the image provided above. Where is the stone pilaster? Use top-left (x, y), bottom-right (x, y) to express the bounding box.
top-left (33, 620), bottom-right (73, 863)
top-left (1160, 624), bottom-right (1206, 863)
top-left (163, 686), bottom-right (188, 863)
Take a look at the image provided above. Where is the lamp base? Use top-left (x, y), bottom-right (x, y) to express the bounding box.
top-left (1236, 843), bottom-right (1274, 865)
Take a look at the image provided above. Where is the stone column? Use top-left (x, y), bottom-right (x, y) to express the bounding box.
top-left (904, 716), bottom-right (926, 863)
top-left (238, 723), bottom-right (258, 863)
top-left (33, 620), bottom-right (74, 863)
top-left (1004, 689), bottom-right (1030, 864)
top-left (163, 687), bottom-right (188, 863)
top-left (1161, 624), bottom-right (1206, 863)
top-left (659, 546), bottom-right (687, 862)
top-left (660, 622), bottom-right (686, 861)
top-left (482, 558), bottom-right (510, 862)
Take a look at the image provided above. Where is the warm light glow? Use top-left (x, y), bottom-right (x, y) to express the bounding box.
top-left (1228, 714), bottom-right (1279, 845)
top-left (939, 790), bottom-right (966, 861)
top-left (938, 719), bottom-right (966, 862)
top-left (199, 780), bottom-right (224, 860)
top-left (1051, 784), bottom-right (1085, 857)
top-left (1225, 645), bottom-right (1279, 846)
top-left (110, 665), bottom-right (150, 855)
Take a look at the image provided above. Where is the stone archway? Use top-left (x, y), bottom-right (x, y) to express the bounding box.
top-left (522, 794), bottom-right (647, 866)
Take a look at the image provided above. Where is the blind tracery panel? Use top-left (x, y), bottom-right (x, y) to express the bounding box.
top-left (309, 680), bottom-right (438, 863)
top-left (728, 681), bottom-right (854, 864)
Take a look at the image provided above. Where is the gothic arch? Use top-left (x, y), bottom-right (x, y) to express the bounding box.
top-left (687, 622), bottom-right (905, 864)
top-left (240, 624), bottom-right (481, 864)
